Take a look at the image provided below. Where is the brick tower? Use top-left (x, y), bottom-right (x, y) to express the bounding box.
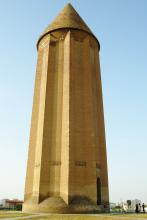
top-left (23, 3), bottom-right (109, 213)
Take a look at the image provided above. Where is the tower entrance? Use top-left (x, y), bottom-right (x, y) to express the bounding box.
top-left (97, 177), bottom-right (101, 205)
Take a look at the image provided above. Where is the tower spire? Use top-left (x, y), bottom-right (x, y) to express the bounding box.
top-left (37, 3), bottom-right (98, 47)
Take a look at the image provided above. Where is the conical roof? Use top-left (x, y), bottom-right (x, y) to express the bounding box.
top-left (37, 3), bottom-right (98, 46)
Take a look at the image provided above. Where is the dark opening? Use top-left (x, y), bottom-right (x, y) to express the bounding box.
top-left (97, 177), bottom-right (101, 205)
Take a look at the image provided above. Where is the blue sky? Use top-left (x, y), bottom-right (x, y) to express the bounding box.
top-left (0, 0), bottom-right (147, 204)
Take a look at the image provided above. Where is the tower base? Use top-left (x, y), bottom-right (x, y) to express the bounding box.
top-left (23, 196), bottom-right (109, 214)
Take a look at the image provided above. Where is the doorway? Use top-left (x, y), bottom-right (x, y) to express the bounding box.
top-left (97, 177), bottom-right (101, 205)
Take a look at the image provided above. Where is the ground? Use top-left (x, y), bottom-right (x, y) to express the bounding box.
top-left (0, 211), bottom-right (32, 218)
top-left (26, 214), bottom-right (147, 220)
top-left (0, 212), bottom-right (147, 220)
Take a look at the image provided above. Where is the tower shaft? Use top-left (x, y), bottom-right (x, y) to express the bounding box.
top-left (23, 3), bottom-right (109, 213)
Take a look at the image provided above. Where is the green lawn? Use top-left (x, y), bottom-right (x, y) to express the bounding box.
top-left (110, 213), bottom-right (147, 219)
top-left (0, 211), bottom-right (31, 218)
top-left (1, 212), bottom-right (147, 220)
top-left (17, 213), bottom-right (147, 220)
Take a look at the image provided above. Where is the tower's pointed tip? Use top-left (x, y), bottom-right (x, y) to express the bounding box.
top-left (62, 2), bottom-right (75, 12)
top-left (65, 2), bottom-right (74, 8)
top-left (66, 2), bottom-right (72, 6)
top-left (40, 2), bottom-right (95, 39)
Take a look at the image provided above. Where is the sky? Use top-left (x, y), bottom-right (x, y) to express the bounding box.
top-left (0, 0), bottom-right (147, 204)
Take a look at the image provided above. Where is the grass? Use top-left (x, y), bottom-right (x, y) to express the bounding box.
top-left (1, 211), bottom-right (147, 220)
top-left (110, 213), bottom-right (147, 219)
top-left (16, 213), bottom-right (147, 220)
top-left (0, 211), bottom-right (32, 218)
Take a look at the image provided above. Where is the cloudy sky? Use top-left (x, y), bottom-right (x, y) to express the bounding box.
top-left (0, 0), bottom-right (147, 204)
